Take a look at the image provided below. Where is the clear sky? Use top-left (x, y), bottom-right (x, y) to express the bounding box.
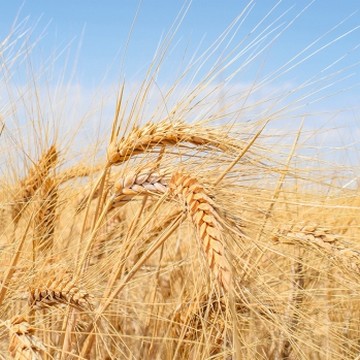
top-left (0, 0), bottom-right (360, 165)
top-left (1, 1), bottom-right (359, 89)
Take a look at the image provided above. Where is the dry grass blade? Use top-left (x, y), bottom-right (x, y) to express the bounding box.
top-left (6, 316), bottom-right (45, 360)
top-left (12, 146), bottom-right (58, 223)
top-left (133, 208), bottom-right (182, 263)
top-left (76, 180), bottom-right (113, 214)
top-left (107, 119), bottom-right (236, 165)
top-left (169, 170), bottom-right (232, 291)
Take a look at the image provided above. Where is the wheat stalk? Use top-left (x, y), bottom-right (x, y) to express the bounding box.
top-left (169, 171), bottom-right (232, 290)
top-left (107, 120), bottom-right (235, 165)
top-left (7, 316), bottom-right (46, 360)
top-left (28, 272), bottom-right (93, 311)
top-left (12, 146), bottom-right (58, 223)
top-left (76, 180), bottom-right (113, 214)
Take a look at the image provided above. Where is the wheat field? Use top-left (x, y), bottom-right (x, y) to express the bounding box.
top-left (0, 3), bottom-right (360, 360)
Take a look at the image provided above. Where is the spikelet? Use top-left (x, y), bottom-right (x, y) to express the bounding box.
top-left (33, 178), bottom-right (58, 253)
top-left (110, 168), bottom-right (168, 208)
top-left (12, 146), bottom-right (58, 223)
top-left (169, 171), bottom-right (232, 290)
top-left (7, 316), bottom-right (45, 360)
top-left (28, 272), bottom-right (93, 311)
top-left (107, 120), bottom-right (233, 165)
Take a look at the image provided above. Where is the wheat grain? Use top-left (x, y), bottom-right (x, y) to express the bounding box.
top-left (56, 163), bottom-right (103, 184)
top-left (110, 168), bottom-right (168, 208)
top-left (111, 168), bottom-right (232, 289)
top-left (274, 223), bottom-right (360, 273)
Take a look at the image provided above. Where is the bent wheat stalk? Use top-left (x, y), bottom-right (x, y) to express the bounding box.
top-left (107, 119), bottom-right (236, 165)
top-left (110, 167), bottom-right (232, 290)
top-left (56, 163), bottom-right (103, 184)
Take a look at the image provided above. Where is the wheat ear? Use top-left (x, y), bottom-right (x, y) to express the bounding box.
top-left (12, 145), bottom-right (58, 223)
top-left (33, 178), bottom-right (58, 253)
top-left (169, 171), bottom-right (232, 290)
top-left (7, 316), bottom-right (46, 360)
top-left (274, 223), bottom-right (360, 273)
top-left (29, 272), bottom-right (93, 311)
top-left (107, 120), bottom-right (233, 165)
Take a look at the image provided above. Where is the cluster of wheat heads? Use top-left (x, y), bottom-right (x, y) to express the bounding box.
top-left (1, 113), bottom-right (360, 360)
top-left (1, 7), bottom-right (360, 360)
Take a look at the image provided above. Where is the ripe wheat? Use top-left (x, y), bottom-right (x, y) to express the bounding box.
top-left (12, 146), bottom-right (58, 223)
top-left (169, 171), bottom-right (232, 290)
top-left (7, 316), bottom-right (45, 360)
top-left (33, 178), bottom-right (58, 253)
top-left (107, 120), bottom-right (235, 165)
top-left (29, 272), bottom-right (93, 311)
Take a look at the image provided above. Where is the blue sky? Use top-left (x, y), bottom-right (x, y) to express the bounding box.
top-left (0, 0), bottom-right (360, 174)
top-left (1, 1), bottom-right (359, 90)
top-left (0, 0), bottom-right (360, 167)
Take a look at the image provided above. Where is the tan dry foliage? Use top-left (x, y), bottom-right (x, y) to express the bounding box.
top-left (7, 316), bottom-right (45, 360)
top-left (174, 294), bottom-right (229, 357)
